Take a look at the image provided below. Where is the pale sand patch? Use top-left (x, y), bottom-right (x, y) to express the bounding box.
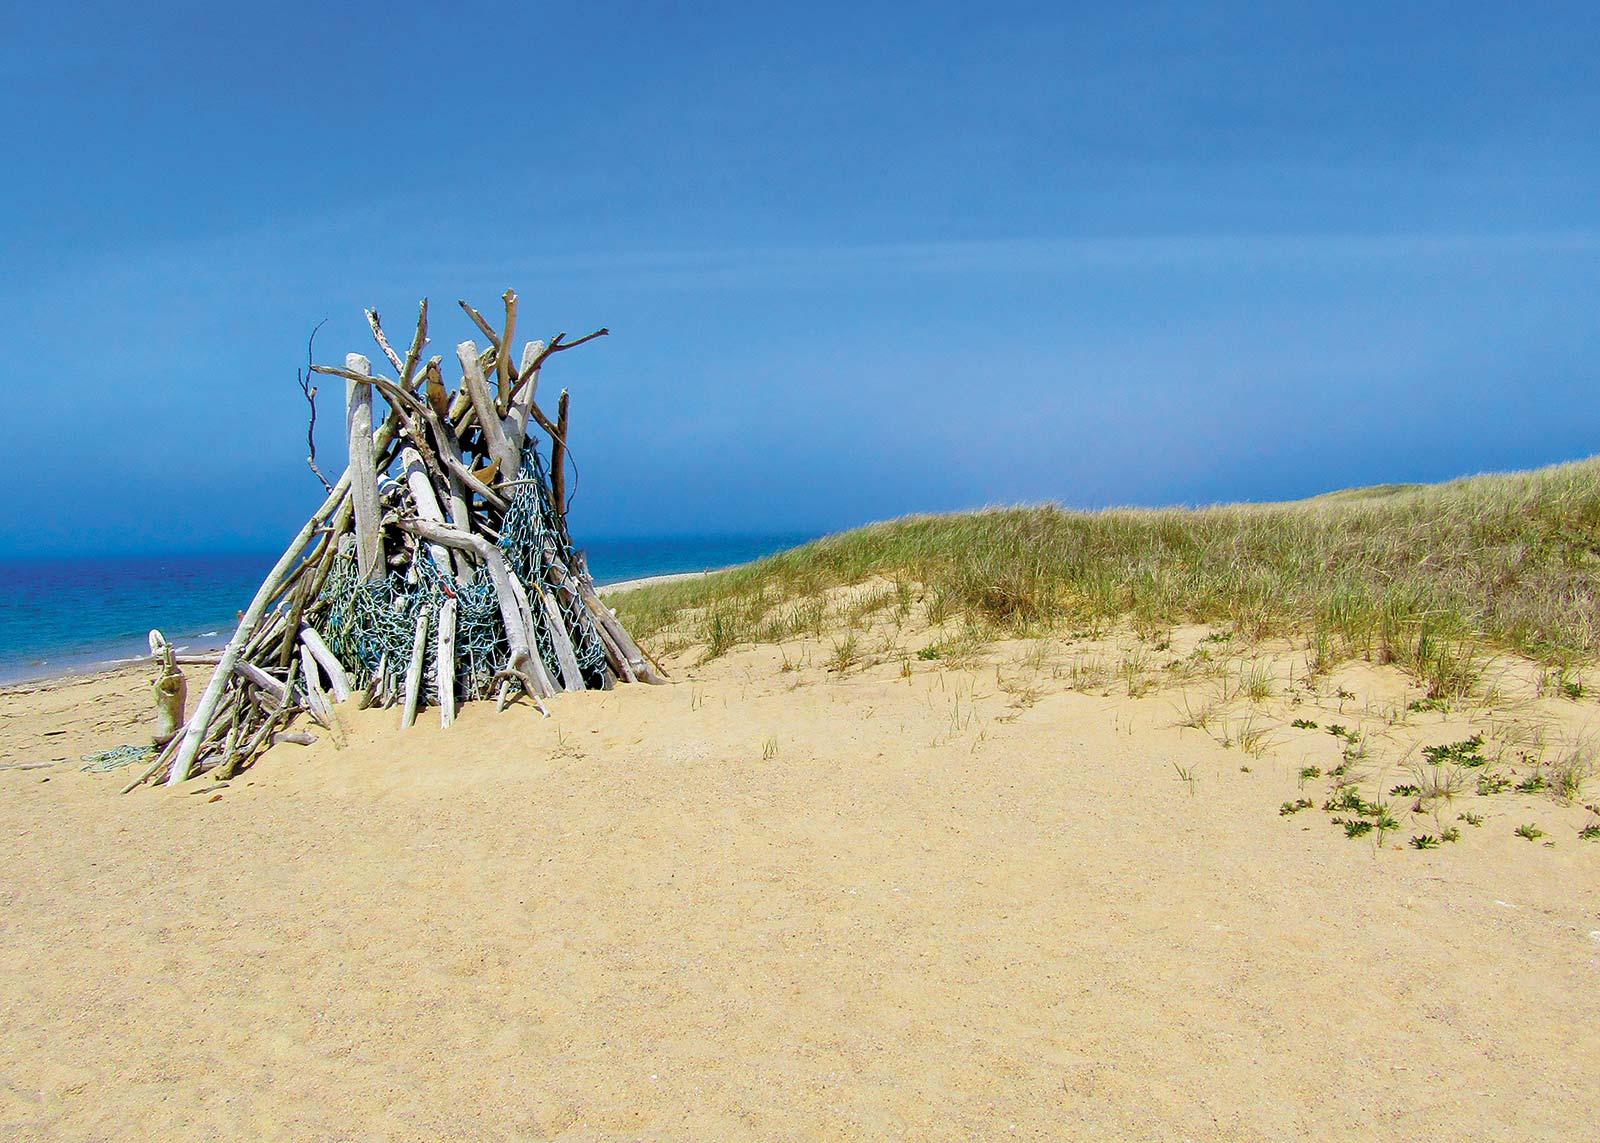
top-left (1, 627), bottom-right (1597, 1141)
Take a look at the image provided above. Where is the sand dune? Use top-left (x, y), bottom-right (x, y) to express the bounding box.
top-left (2, 623), bottom-right (1597, 1140)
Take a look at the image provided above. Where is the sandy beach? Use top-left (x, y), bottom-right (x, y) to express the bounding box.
top-left (2, 603), bottom-right (1597, 1141)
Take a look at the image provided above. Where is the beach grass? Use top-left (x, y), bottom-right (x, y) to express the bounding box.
top-left (613, 455), bottom-right (1600, 681)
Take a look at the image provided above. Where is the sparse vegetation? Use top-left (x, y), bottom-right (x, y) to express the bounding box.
top-left (827, 635), bottom-right (861, 674)
top-left (1422, 735), bottom-right (1487, 768)
top-left (1547, 741), bottom-right (1593, 803)
top-left (1406, 758), bottom-right (1469, 805)
top-left (1213, 713), bottom-right (1273, 756)
top-left (612, 461), bottom-right (1600, 862)
top-left (1477, 772), bottom-right (1514, 795)
top-left (1242, 661), bottom-right (1274, 702)
top-left (1176, 693), bottom-right (1218, 731)
top-left (1514, 823), bottom-right (1545, 841)
top-left (1541, 664), bottom-right (1585, 700)
top-left (614, 458), bottom-right (1600, 667)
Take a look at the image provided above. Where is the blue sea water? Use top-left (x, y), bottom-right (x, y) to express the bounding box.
top-left (0, 534), bottom-right (812, 685)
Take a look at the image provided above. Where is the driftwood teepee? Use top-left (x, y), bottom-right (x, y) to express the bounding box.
top-left (129, 291), bottom-right (662, 790)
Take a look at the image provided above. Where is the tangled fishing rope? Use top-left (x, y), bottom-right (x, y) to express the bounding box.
top-left (315, 449), bottom-right (607, 703)
top-left (81, 744), bottom-right (155, 773)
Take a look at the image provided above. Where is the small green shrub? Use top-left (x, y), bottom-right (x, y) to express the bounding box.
top-left (1323, 789), bottom-right (1365, 813)
top-left (1422, 735), bottom-right (1486, 768)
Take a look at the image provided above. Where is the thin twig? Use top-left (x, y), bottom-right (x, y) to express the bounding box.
top-left (515, 328), bottom-right (609, 388)
top-left (365, 308), bottom-right (407, 376)
top-left (458, 300), bottom-right (501, 350)
top-left (528, 399), bottom-right (580, 512)
top-left (299, 319), bottom-right (332, 492)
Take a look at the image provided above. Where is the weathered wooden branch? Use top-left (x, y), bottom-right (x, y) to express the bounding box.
top-left (496, 289), bottom-right (519, 408)
top-left (550, 389), bottom-right (570, 517)
top-left (458, 300), bottom-right (500, 353)
top-left (277, 505), bottom-right (351, 668)
top-left (458, 340), bottom-right (518, 478)
top-left (399, 300), bottom-right (429, 389)
top-left (423, 357), bottom-right (450, 422)
top-left (299, 624), bottom-right (352, 703)
top-left (401, 608), bottom-right (430, 729)
top-left (503, 574), bottom-right (559, 697)
top-left (576, 566), bottom-right (666, 684)
top-left (504, 339), bottom-right (544, 456)
top-left (537, 584), bottom-right (584, 691)
top-left (512, 328), bottom-right (609, 396)
top-left (366, 309), bottom-right (407, 376)
top-left (233, 659), bottom-right (287, 704)
top-left (400, 446), bottom-right (460, 579)
top-left (167, 491), bottom-right (339, 785)
top-left (442, 451), bottom-right (508, 512)
top-left (346, 354), bottom-right (383, 583)
top-left (437, 597), bottom-right (457, 729)
top-left (300, 641), bottom-right (336, 730)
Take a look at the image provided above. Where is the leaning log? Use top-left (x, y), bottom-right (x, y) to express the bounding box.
top-left (401, 608), bottom-right (430, 729)
top-left (298, 625), bottom-right (352, 703)
top-left (167, 488), bottom-right (343, 785)
top-left (346, 353), bottom-right (383, 583)
top-left (436, 597), bottom-right (458, 729)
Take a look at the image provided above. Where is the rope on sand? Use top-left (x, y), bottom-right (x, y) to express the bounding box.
top-left (81, 744), bottom-right (155, 773)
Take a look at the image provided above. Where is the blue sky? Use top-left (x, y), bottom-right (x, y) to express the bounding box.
top-left (2, 1), bottom-right (1596, 555)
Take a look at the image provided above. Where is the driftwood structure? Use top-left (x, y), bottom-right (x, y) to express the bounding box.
top-left (128, 291), bottom-right (662, 791)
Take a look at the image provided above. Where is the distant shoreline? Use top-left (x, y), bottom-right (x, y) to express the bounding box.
top-left (0, 567), bottom-right (736, 691)
top-left (597, 571), bottom-right (712, 596)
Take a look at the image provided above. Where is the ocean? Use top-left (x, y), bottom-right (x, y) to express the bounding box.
top-left (0, 534), bottom-right (812, 685)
